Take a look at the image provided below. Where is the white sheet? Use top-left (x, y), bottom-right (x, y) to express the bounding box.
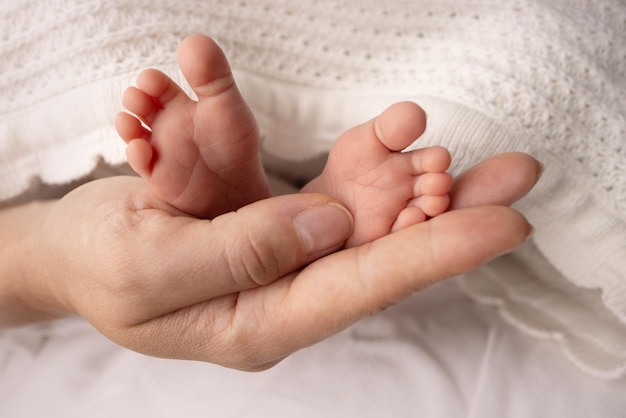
top-left (2, 279), bottom-right (624, 418)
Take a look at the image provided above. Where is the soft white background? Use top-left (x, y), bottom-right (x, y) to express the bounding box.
top-left (2, 280), bottom-right (625, 418)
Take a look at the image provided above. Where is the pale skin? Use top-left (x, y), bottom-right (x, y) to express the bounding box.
top-left (116, 34), bottom-right (453, 247)
top-left (0, 158), bottom-right (538, 370)
top-left (0, 33), bottom-right (542, 371)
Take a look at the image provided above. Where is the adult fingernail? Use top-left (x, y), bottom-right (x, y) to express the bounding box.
top-left (294, 203), bottom-right (353, 256)
top-left (536, 161), bottom-right (545, 181)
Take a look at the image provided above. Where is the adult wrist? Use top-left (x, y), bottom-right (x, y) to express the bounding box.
top-left (0, 200), bottom-right (69, 326)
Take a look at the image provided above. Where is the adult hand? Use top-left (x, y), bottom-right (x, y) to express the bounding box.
top-left (196, 152), bottom-right (540, 370)
top-left (10, 175), bottom-right (352, 327)
top-left (7, 152), bottom-right (539, 371)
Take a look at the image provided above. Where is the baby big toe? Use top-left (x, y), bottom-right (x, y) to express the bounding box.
top-left (376, 102), bottom-right (427, 152)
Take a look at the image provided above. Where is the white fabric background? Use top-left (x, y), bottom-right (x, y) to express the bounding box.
top-left (3, 280), bottom-right (625, 418)
top-left (1, 0), bottom-right (625, 415)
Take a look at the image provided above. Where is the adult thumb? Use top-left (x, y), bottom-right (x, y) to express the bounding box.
top-left (145, 193), bottom-right (354, 316)
top-left (211, 193), bottom-right (355, 282)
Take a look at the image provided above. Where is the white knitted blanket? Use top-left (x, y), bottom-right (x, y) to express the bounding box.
top-left (1, 0), bottom-right (625, 378)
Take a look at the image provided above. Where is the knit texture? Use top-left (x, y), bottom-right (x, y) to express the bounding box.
top-left (1, 0), bottom-right (625, 377)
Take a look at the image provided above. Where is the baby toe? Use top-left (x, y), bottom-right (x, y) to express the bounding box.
top-left (392, 207), bottom-right (428, 232)
top-left (178, 34), bottom-right (237, 100)
top-left (411, 146), bottom-right (452, 174)
top-left (115, 112), bottom-right (150, 143)
top-left (376, 102), bottom-right (427, 152)
top-left (125, 139), bottom-right (154, 178)
top-left (409, 194), bottom-right (451, 218)
top-left (136, 68), bottom-right (185, 104)
top-left (414, 172), bottom-right (454, 196)
top-left (122, 86), bottom-right (160, 125)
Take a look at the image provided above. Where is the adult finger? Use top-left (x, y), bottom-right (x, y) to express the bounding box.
top-left (136, 205), bottom-right (531, 369)
top-left (125, 192), bottom-right (354, 321)
top-left (258, 206), bottom-right (533, 362)
top-left (449, 152), bottom-right (543, 209)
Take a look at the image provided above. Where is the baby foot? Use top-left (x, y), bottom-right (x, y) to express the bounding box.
top-left (115, 34), bottom-right (270, 219)
top-left (303, 102), bottom-right (452, 247)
